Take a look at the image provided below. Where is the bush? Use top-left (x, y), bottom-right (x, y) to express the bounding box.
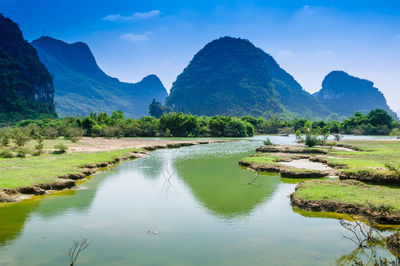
top-left (16, 147), bottom-right (30, 158)
top-left (12, 128), bottom-right (30, 147)
top-left (263, 138), bottom-right (273, 145)
top-left (390, 128), bottom-right (400, 136)
top-left (223, 118), bottom-right (248, 137)
top-left (103, 126), bottom-right (123, 138)
top-left (333, 133), bottom-right (344, 141)
top-left (34, 136), bottom-right (45, 155)
top-left (54, 143), bottom-right (68, 154)
top-left (0, 127), bottom-right (11, 146)
top-left (0, 149), bottom-right (13, 158)
top-left (43, 127), bottom-right (58, 139)
top-left (65, 128), bottom-right (84, 143)
top-left (304, 134), bottom-right (320, 147)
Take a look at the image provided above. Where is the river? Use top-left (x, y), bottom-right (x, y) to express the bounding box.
top-left (0, 135), bottom-right (396, 265)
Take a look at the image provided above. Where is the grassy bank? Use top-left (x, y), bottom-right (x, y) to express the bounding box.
top-left (241, 140), bottom-right (400, 182)
top-left (294, 180), bottom-right (400, 211)
top-left (0, 147), bottom-right (142, 189)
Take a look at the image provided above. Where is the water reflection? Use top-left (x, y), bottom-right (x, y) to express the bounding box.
top-left (172, 142), bottom-right (280, 219)
top-left (0, 169), bottom-right (110, 247)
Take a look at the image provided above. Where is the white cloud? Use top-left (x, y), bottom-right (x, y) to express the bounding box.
top-left (120, 33), bottom-right (149, 42)
top-left (277, 50), bottom-right (294, 57)
top-left (103, 10), bottom-right (161, 22)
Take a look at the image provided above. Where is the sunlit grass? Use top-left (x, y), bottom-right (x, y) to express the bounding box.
top-left (0, 148), bottom-right (142, 189)
top-left (295, 180), bottom-right (400, 212)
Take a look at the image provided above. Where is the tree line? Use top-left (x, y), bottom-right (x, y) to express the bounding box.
top-left (2, 108), bottom-right (399, 141)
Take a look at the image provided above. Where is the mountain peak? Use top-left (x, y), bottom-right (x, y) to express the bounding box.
top-left (32, 36), bottom-right (167, 117)
top-left (314, 71), bottom-right (397, 118)
top-left (166, 36), bottom-right (329, 118)
top-left (32, 36), bottom-right (109, 82)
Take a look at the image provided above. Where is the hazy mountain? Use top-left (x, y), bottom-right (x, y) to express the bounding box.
top-left (0, 14), bottom-right (56, 124)
top-left (31, 36), bottom-right (167, 117)
top-left (314, 71), bottom-right (397, 118)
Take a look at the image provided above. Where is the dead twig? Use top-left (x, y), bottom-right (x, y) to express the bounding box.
top-left (68, 238), bottom-right (89, 266)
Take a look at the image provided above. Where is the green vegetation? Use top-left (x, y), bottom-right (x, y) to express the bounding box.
top-left (321, 140), bottom-right (400, 176)
top-left (294, 180), bottom-right (400, 212)
top-left (314, 71), bottom-right (397, 119)
top-left (166, 37), bottom-right (284, 117)
top-left (0, 14), bottom-right (56, 125)
top-left (12, 111), bottom-right (255, 138)
top-left (31, 37), bottom-right (167, 117)
top-left (0, 146), bottom-right (142, 189)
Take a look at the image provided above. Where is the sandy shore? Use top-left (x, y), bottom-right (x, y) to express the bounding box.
top-left (68, 137), bottom-right (228, 152)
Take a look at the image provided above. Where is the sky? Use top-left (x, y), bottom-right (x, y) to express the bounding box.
top-left (2, 0), bottom-right (400, 111)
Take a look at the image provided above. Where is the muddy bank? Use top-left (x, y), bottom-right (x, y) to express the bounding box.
top-left (387, 232), bottom-right (400, 254)
top-left (256, 145), bottom-right (327, 154)
top-left (0, 140), bottom-right (230, 203)
top-left (238, 160), bottom-right (330, 178)
top-left (339, 171), bottom-right (400, 186)
top-left (290, 181), bottom-right (400, 225)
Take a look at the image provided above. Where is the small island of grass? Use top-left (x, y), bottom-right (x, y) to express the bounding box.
top-left (240, 138), bottom-right (400, 224)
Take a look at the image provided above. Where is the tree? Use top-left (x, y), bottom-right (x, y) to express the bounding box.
top-left (149, 99), bottom-right (164, 118)
top-left (368, 109), bottom-right (393, 128)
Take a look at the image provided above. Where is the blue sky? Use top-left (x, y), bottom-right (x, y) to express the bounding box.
top-left (2, 0), bottom-right (400, 110)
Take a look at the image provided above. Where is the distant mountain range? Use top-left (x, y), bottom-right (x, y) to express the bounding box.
top-left (32, 36), bottom-right (167, 117)
top-left (0, 14), bottom-right (56, 124)
top-left (0, 15), bottom-right (396, 123)
top-left (167, 37), bottom-right (397, 119)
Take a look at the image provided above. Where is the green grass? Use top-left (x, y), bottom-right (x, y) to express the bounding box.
top-left (245, 140), bottom-right (400, 176)
top-left (242, 155), bottom-right (282, 165)
top-left (322, 140), bottom-right (400, 174)
top-left (295, 180), bottom-right (400, 212)
top-left (0, 148), bottom-right (142, 189)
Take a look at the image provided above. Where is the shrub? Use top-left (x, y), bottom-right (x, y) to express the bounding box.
top-left (263, 138), bottom-right (273, 146)
top-left (16, 147), bottom-right (30, 158)
top-left (54, 143), bottom-right (68, 154)
top-left (0, 127), bottom-right (11, 146)
top-left (0, 149), bottom-right (13, 158)
top-left (103, 126), bottom-right (123, 139)
top-left (12, 128), bottom-right (30, 147)
top-left (244, 121), bottom-right (255, 137)
top-left (34, 136), bottom-right (45, 155)
top-left (65, 128), bottom-right (84, 143)
top-left (390, 128), bottom-right (400, 136)
top-left (304, 134), bottom-right (320, 147)
top-left (333, 133), bottom-right (344, 141)
top-left (43, 127), bottom-right (58, 139)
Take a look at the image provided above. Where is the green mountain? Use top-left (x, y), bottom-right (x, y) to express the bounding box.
top-left (31, 36), bottom-right (167, 117)
top-left (314, 71), bottom-right (397, 118)
top-left (0, 14), bottom-right (56, 124)
top-left (166, 37), bottom-right (329, 119)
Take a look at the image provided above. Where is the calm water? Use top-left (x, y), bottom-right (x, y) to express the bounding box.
top-left (0, 135), bottom-right (397, 265)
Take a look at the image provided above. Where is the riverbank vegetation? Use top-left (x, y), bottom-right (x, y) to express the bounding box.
top-left (241, 139), bottom-right (400, 224)
top-left (0, 109), bottom-right (398, 144)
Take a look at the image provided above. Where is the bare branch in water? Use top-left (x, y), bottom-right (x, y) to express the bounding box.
top-left (68, 238), bottom-right (89, 266)
top-left (247, 171), bottom-right (259, 185)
